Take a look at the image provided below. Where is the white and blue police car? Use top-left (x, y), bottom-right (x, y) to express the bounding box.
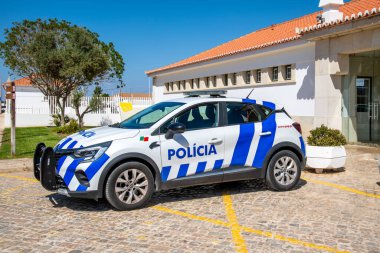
top-left (34, 91), bottom-right (306, 210)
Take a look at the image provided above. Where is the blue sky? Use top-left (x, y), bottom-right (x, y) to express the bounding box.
top-left (0, 0), bottom-right (339, 97)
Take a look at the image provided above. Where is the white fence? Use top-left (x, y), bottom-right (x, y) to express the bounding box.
top-left (5, 94), bottom-right (152, 127)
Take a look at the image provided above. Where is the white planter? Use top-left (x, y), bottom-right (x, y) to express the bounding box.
top-left (306, 145), bottom-right (346, 170)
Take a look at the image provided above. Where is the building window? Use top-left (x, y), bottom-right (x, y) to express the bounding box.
top-left (213, 76), bottom-right (217, 87)
top-left (181, 81), bottom-right (186, 90)
top-left (206, 77), bottom-right (210, 88)
top-left (256, 69), bottom-right (261, 83)
top-left (165, 83), bottom-right (169, 92)
top-left (285, 65), bottom-right (292, 80)
top-left (224, 74), bottom-right (228, 86)
top-left (273, 67), bottom-right (278, 82)
top-left (232, 73), bottom-right (237, 85)
top-left (245, 71), bottom-right (251, 84)
top-left (190, 79), bottom-right (194, 89)
top-left (170, 82), bottom-right (174, 91)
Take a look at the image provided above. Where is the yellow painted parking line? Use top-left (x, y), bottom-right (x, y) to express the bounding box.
top-left (302, 177), bottom-right (380, 199)
top-left (0, 173), bottom-right (350, 252)
top-left (272, 234), bottom-right (347, 253)
top-left (153, 205), bottom-right (229, 227)
top-left (153, 205), bottom-right (348, 253)
top-left (222, 193), bottom-right (248, 253)
top-left (0, 173), bottom-right (38, 183)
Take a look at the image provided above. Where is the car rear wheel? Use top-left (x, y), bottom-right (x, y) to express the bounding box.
top-left (265, 150), bottom-right (301, 191)
top-left (105, 162), bottom-right (154, 210)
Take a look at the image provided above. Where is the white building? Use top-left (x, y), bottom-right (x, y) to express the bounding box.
top-left (2, 77), bottom-right (152, 127)
top-left (146, 0), bottom-right (380, 145)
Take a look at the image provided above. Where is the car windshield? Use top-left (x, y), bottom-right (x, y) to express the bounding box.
top-left (117, 102), bottom-right (185, 129)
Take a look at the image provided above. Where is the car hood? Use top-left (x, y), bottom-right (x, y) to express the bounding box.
top-left (55, 126), bottom-right (140, 150)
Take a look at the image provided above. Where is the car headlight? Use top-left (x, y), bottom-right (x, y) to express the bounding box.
top-left (73, 142), bottom-right (111, 162)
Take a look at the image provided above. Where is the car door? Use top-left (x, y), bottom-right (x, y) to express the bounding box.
top-left (222, 101), bottom-right (274, 181)
top-left (158, 102), bottom-right (225, 184)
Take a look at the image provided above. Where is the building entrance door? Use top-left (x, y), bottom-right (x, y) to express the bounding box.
top-left (356, 77), bottom-right (380, 143)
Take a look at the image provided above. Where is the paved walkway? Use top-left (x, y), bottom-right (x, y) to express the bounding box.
top-left (0, 158), bottom-right (33, 173)
top-left (0, 145), bottom-right (379, 252)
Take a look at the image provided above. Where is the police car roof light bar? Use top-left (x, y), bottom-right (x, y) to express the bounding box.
top-left (183, 90), bottom-right (227, 97)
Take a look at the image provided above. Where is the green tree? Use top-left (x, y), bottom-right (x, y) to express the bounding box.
top-left (93, 85), bottom-right (110, 97)
top-left (94, 85), bottom-right (110, 97)
top-left (72, 88), bottom-right (105, 128)
top-left (0, 19), bottom-right (124, 125)
top-left (93, 86), bottom-right (103, 96)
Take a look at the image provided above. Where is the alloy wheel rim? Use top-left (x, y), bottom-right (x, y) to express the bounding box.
top-left (274, 156), bottom-right (298, 186)
top-left (115, 169), bottom-right (148, 204)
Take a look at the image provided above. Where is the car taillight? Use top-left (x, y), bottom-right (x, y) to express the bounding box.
top-left (292, 122), bottom-right (302, 135)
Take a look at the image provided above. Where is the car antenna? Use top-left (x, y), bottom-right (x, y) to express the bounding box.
top-left (246, 88), bottom-right (254, 99)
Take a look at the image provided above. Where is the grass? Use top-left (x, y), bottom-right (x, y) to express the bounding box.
top-left (0, 127), bottom-right (69, 159)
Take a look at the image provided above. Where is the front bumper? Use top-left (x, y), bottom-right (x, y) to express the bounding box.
top-left (57, 188), bottom-right (99, 199)
top-left (33, 143), bottom-right (99, 200)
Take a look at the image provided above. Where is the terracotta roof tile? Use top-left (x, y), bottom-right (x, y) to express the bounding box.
top-left (298, 0), bottom-right (380, 34)
top-left (146, 0), bottom-right (380, 75)
top-left (13, 77), bottom-right (33, 87)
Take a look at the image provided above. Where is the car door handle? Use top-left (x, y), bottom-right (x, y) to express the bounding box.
top-left (259, 131), bottom-right (272, 136)
top-left (208, 138), bottom-right (223, 145)
top-left (149, 141), bottom-right (160, 149)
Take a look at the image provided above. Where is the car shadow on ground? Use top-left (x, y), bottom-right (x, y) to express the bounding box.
top-left (45, 179), bottom-right (307, 212)
top-left (304, 168), bottom-right (346, 174)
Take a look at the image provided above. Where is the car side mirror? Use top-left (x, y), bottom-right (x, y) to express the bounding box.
top-left (165, 122), bottom-right (186, 139)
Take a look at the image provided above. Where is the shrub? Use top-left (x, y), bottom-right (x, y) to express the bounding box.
top-left (57, 119), bottom-right (80, 134)
top-left (51, 114), bottom-right (70, 127)
top-left (307, 125), bottom-right (347, 146)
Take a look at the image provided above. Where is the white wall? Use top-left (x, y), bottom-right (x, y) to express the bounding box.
top-left (5, 113), bottom-right (121, 127)
top-left (152, 42), bottom-right (316, 118)
top-left (15, 87), bottom-right (46, 108)
top-left (4, 106), bottom-right (147, 127)
top-left (5, 90), bottom-right (151, 127)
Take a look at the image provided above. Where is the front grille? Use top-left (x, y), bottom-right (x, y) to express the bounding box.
top-left (54, 151), bottom-right (72, 189)
top-left (56, 175), bottom-right (68, 188)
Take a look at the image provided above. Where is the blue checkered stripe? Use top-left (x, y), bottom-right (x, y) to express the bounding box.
top-left (240, 99), bottom-right (277, 168)
top-left (56, 137), bottom-right (83, 150)
top-left (56, 153), bottom-right (110, 192)
top-left (161, 159), bottom-right (224, 182)
top-left (159, 99), bottom-right (278, 183)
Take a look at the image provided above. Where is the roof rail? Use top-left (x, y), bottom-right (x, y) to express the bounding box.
top-left (183, 90), bottom-right (227, 98)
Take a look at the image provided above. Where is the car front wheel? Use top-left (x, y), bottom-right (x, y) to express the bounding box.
top-left (105, 162), bottom-right (154, 210)
top-left (265, 150), bottom-right (301, 191)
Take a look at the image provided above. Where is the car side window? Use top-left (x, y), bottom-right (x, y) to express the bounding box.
top-left (256, 105), bottom-right (273, 118)
top-left (160, 103), bottom-right (219, 133)
top-left (226, 102), bottom-right (262, 125)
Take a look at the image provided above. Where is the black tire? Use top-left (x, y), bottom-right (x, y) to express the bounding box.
top-left (105, 162), bottom-right (154, 210)
top-left (265, 150), bottom-right (301, 191)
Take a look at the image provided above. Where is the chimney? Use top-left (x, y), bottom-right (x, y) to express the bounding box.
top-left (319, 0), bottom-right (344, 23)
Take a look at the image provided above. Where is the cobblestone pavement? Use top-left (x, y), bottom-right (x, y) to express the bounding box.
top-left (0, 146), bottom-right (379, 253)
